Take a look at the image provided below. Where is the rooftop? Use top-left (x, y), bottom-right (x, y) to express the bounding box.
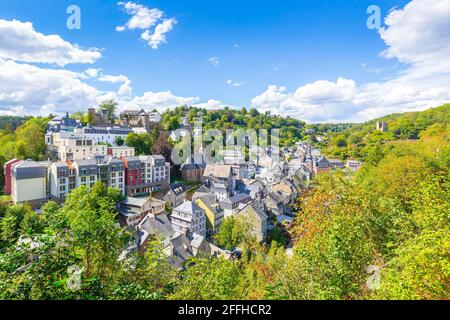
top-left (204, 164), bottom-right (232, 179)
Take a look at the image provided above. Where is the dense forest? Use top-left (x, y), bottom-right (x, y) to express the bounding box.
top-left (0, 105), bottom-right (448, 300)
top-left (0, 117), bottom-right (49, 193)
top-left (160, 106), bottom-right (306, 148)
top-left (0, 116), bottom-right (31, 131)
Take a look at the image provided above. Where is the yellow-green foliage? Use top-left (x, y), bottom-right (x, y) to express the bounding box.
top-left (322, 104), bottom-right (450, 161)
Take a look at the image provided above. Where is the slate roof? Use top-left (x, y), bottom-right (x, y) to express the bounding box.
top-left (140, 214), bottom-right (174, 239)
top-left (203, 164), bottom-right (232, 179)
top-left (12, 160), bottom-right (47, 180)
top-left (122, 197), bottom-right (149, 207)
top-left (169, 182), bottom-right (188, 196)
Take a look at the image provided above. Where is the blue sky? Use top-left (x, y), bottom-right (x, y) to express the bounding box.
top-left (0, 0), bottom-right (449, 122)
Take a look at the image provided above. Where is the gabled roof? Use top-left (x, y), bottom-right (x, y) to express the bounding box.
top-left (315, 156), bottom-right (330, 168)
top-left (122, 197), bottom-right (150, 208)
top-left (168, 233), bottom-right (193, 269)
top-left (197, 194), bottom-right (221, 215)
top-left (203, 164), bottom-right (232, 179)
top-left (173, 200), bottom-right (194, 216)
top-left (140, 214), bottom-right (174, 239)
top-left (220, 193), bottom-right (251, 205)
top-left (237, 201), bottom-right (268, 222)
top-left (169, 182), bottom-right (188, 196)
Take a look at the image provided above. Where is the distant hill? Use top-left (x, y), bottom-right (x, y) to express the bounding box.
top-left (161, 106), bottom-right (306, 147)
top-left (319, 104), bottom-right (450, 161)
top-left (0, 116), bottom-right (31, 131)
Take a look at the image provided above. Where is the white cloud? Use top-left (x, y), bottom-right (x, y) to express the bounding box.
top-left (379, 0), bottom-right (450, 67)
top-left (0, 58), bottom-right (100, 116)
top-left (293, 78), bottom-right (356, 104)
top-left (226, 79), bottom-right (245, 87)
top-left (122, 90), bottom-right (198, 112)
top-left (207, 57), bottom-right (220, 67)
top-left (84, 68), bottom-right (102, 78)
top-left (0, 18), bottom-right (222, 117)
top-left (98, 74), bottom-right (132, 96)
top-left (0, 57), bottom-right (226, 116)
top-left (116, 1), bottom-right (163, 31)
top-left (141, 18), bottom-right (177, 49)
top-left (121, 93), bottom-right (231, 113)
top-left (116, 2), bottom-right (176, 49)
top-left (252, 0), bottom-right (450, 122)
top-left (0, 19), bottom-right (101, 66)
top-left (194, 99), bottom-right (228, 110)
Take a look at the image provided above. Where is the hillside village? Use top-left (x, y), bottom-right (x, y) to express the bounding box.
top-left (2, 106), bottom-right (363, 268)
top-left (0, 103), bottom-right (448, 300)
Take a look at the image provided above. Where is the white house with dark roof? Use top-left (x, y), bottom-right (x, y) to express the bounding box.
top-left (74, 125), bottom-right (133, 146)
top-left (171, 200), bottom-right (206, 238)
top-left (138, 155), bottom-right (171, 192)
top-left (163, 182), bottom-right (188, 208)
top-left (148, 111), bottom-right (162, 123)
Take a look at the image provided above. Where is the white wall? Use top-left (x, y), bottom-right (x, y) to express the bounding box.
top-left (13, 178), bottom-right (46, 203)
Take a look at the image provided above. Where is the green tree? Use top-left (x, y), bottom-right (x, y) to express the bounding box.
top-left (99, 100), bottom-right (118, 122)
top-left (125, 133), bottom-right (150, 155)
top-left (1, 205), bottom-right (29, 243)
top-left (214, 216), bottom-right (251, 251)
top-left (115, 136), bottom-right (124, 147)
top-left (170, 257), bottom-right (241, 299)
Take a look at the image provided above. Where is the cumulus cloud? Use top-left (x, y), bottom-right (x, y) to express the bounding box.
top-left (141, 18), bottom-right (177, 49)
top-left (251, 80), bottom-right (359, 123)
top-left (252, 0), bottom-right (450, 122)
top-left (116, 2), bottom-right (176, 49)
top-left (0, 57), bottom-right (226, 116)
top-left (98, 74), bottom-right (132, 96)
top-left (116, 1), bottom-right (163, 31)
top-left (0, 17), bottom-right (220, 116)
top-left (0, 58), bottom-right (100, 116)
top-left (0, 19), bottom-right (101, 66)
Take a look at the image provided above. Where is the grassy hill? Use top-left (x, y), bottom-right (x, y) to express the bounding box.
top-left (318, 104), bottom-right (450, 161)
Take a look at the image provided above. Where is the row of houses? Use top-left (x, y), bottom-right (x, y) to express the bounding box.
top-left (46, 132), bottom-right (136, 162)
top-left (3, 154), bottom-right (170, 208)
top-left (45, 111), bottom-right (162, 162)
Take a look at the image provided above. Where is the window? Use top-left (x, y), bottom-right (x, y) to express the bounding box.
top-left (81, 177), bottom-right (86, 183)
top-left (90, 176), bottom-right (95, 181)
